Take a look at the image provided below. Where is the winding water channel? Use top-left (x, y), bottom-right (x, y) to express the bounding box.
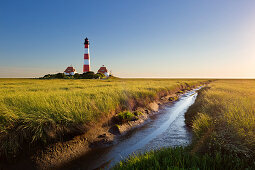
top-left (64, 87), bottom-right (201, 170)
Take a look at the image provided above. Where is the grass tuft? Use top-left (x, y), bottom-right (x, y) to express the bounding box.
top-left (115, 111), bottom-right (138, 123)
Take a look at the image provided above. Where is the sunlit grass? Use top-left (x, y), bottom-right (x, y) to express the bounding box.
top-left (114, 80), bottom-right (255, 169)
top-left (188, 80), bottom-right (255, 158)
top-left (0, 78), bottom-right (206, 158)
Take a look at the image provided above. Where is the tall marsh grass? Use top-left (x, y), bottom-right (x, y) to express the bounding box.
top-left (188, 80), bottom-right (255, 157)
top-left (114, 80), bottom-right (255, 169)
top-left (0, 78), bottom-right (205, 159)
top-left (183, 79), bottom-right (255, 169)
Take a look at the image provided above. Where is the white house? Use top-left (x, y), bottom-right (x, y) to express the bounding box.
top-left (97, 65), bottom-right (109, 77)
top-left (64, 66), bottom-right (77, 75)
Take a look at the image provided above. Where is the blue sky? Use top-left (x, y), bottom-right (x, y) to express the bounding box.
top-left (0, 0), bottom-right (255, 78)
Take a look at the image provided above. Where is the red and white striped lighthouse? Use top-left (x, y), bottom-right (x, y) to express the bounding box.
top-left (83, 37), bottom-right (90, 73)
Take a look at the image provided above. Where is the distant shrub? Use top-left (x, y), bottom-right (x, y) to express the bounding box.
top-left (43, 74), bottom-right (52, 79)
top-left (55, 73), bottom-right (66, 79)
top-left (40, 71), bottom-right (104, 79)
top-left (41, 73), bottom-right (67, 79)
top-left (93, 74), bottom-right (99, 79)
top-left (81, 71), bottom-right (95, 79)
top-left (74, 73), bottom-right (80, 79)
top-left (95, 72), bottom-right (106, 79)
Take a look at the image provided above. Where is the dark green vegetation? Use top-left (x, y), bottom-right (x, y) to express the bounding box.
top-left (114, 147), bottom-right (249, 170)
top-left (0, 79), bottom-right (206, 160)
top-left (114, 80), bottom-right (255, 169)
top-left (41, 71), bottom-right (106, 79)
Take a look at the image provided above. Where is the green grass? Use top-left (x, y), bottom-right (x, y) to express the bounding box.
top-left (115, 111), bottom-right (139, 123)
top-left (114, 80), bottom-right (255, 169)
top-left (0, 78), bottom-right (206, 159)
top-left (114, 147), bottom-right (250, 170)
top-left (186, 80), bottom-right (255, 158)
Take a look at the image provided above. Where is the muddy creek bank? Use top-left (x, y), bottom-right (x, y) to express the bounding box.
top-left (59, 87), bottom-right (201, 170)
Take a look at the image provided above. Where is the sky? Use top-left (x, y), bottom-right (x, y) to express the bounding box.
top-left (0, 0), bottom-right (255, 78)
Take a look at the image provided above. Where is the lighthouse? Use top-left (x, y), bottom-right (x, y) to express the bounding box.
top-left (83, 37), bottom-right (90, 73)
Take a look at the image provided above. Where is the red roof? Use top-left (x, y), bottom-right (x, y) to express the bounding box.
top-left (97, 66), bottom-right (108, 74)
top-left (64, 66), bottom-right (76, 73)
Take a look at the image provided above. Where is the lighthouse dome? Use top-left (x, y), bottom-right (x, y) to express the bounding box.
top-left (84, 37), bottom-right (89, 45)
